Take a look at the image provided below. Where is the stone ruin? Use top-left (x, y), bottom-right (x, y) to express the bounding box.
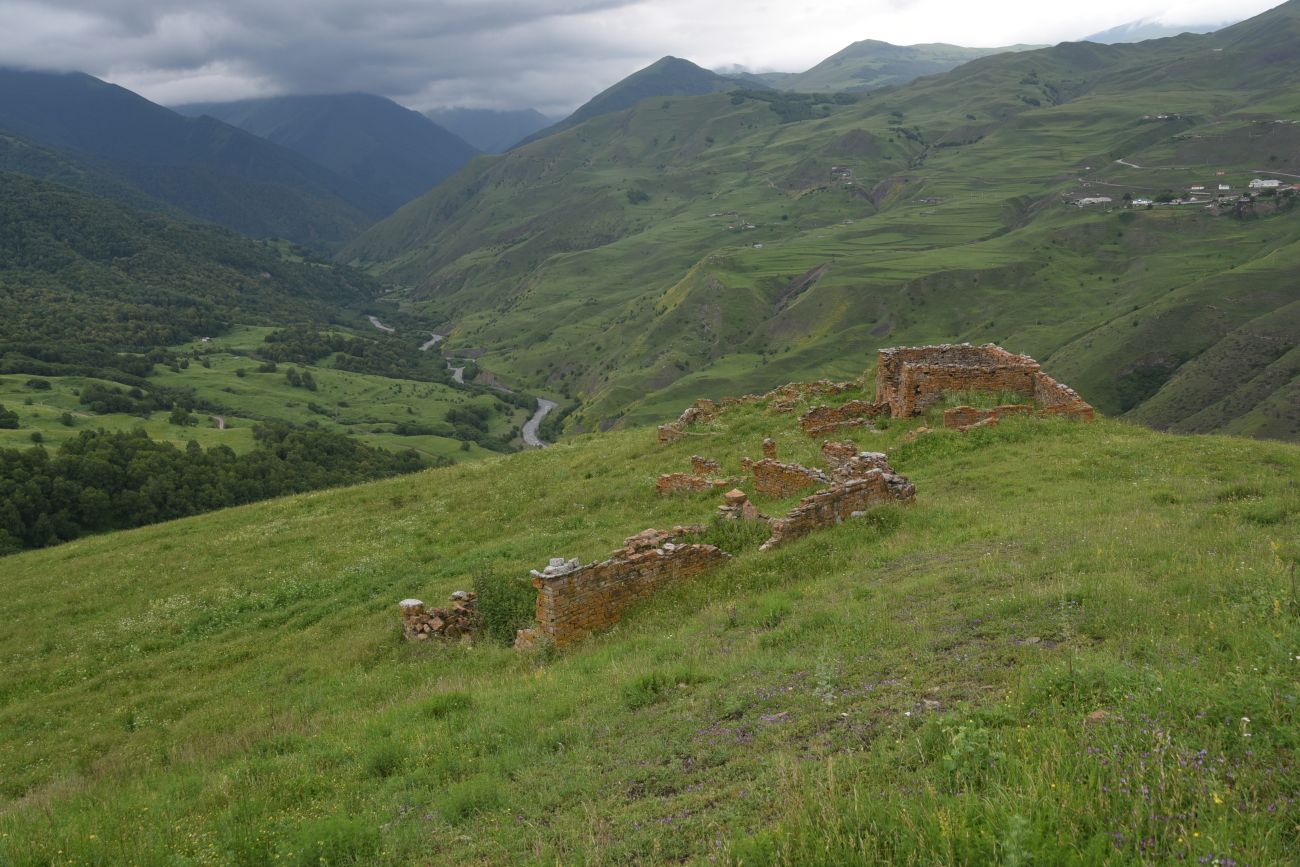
top-left (761, 463), bottom-right (916, 551)
top-left (400, 591), bottom-right (479, 641)
top-left (798, 400), bottom-right (883, 436)
top-left (514, 526), bottom-right (727, 649)
top-left (874, 344), bottom-right (1094, 421)
top-left (655, 454), bottom-right (744, 495)
top-left (717, 488), bottom-right (764, 522)
top-left (790, 344), bottom-right (1094, 436)
top-left (751, 459), bottom-right (829, 498)
top-left (657, 380), bottom-right (855, 444)
top-left (403, 344), bottom-right (1091, 652)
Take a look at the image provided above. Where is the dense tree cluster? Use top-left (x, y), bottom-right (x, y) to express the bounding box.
top-left (0, 426), bottom-right (431, 554)
top-left (0, 172), bottom-right (381, 380)
top-left (260, 325), bottom-right (450, 382)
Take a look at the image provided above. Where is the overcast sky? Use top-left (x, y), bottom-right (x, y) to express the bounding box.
top-left (0, 0), bottom-right (1284, 115)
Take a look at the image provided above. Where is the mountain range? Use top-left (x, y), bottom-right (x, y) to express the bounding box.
top-left (177, 93), bottom-right (480, 214)
top-left (744, 40), bottom-right (1042, 93)
top-left (0, 68), bottom-right (374, 249)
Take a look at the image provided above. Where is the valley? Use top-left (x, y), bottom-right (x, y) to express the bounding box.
top-left (0, 3), bottom-right (1298, 864)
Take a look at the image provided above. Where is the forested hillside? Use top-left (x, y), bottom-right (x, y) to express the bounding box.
top-left (0, 68), bottom-right (375, 248)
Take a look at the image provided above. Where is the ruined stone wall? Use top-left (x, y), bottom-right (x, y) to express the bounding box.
top-left (527, 529), bottom-right (728, 647)
top-left (656, 473), bottom-right (741, 495)
top-left (942, 404), bottom-right (1034, 430)
top-left (658, 381), bottom-right (858, 443)
top-left (872, 344), bottom-right (1094, 422)
top-left (1034, 373), bottom-right (1096, 420)
top-left (751, 459), bottom-right (829, 498)
top-left (691, 455), bottom-right (720, 475)
top-left (762, 469), bottom-right (916, 551)
top-left (875, 344), bottom-right (1041, 417)
top-left (798, 400), bottom-right (884, 435)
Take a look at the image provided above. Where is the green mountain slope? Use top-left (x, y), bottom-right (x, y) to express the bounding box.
top-left (425, 107), bottom-right (552, 153)
top-left (0, 69), bottom-right (374, 249)
top-left (345, 0), bottom-right (1300, 441)
top-left (517, 56), bottom-right (747, 145)
top-left (0, 172), bottom-right (377, 351)
top-left (777, 40), bottom-right (1041, 93)
top-left (0, 171), bottom-right (528, 466)
top-left (178, 94), bottom-right (480, 214)
top-left (0, 397), bottom-right (1296, 862)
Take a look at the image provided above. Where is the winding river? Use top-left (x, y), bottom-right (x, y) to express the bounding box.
top-left (401, 327), bottom-right (554, 447)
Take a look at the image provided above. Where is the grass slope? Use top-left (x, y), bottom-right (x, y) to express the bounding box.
top-left (0, 394), bottom-right (1297, 864)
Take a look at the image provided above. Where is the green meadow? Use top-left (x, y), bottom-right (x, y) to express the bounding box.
top-left (2, 388), bottom-right (1297, 864)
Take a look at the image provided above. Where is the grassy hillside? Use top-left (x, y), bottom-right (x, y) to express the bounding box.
top-left (0, 390), bottom-right (1296, 863)
top-left (776, 40), bottom-right (1041, 93)
top-left (344, 1), bottom-right (1300, 442)
top-left (0, 69), bottom-right (374, 249)
top-left (178, 94), bottom-right (479, 215)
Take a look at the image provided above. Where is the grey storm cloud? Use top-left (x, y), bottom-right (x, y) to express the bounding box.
top-left (0, 0), bottom-right (651, 112)
top-left (0, 0), bottom-right (1284, 113)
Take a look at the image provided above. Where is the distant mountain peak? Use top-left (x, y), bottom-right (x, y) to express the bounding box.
top-left (516, 55), bottom-right (740, 147)
top-left (175, 92), bottom-right (478, 214)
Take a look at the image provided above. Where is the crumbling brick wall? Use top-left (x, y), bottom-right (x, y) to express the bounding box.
top-left (400, 593), bottom-right (479, 641)
top-left (875, 344), bottom-right (1041, 417)
top-left (798, 400), bottom-right (884, 435)
top-left (762, 469), bottom-right (916, 551)
top-left (1033, 373), bottom-right (1095, 420)
top-left (751, 459), bottom-right (829, 498)
top-left (691, 455), bottom-right (721, 475)
top-left (524, 528), bottom-right (728, 647)
top-left (871, 344), bottom-right (1094, 422)
top-left (823, 447), bottom-right (893, 484)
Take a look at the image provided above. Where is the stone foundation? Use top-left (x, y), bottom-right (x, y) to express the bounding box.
top-left (943, 403), bottom-right (1034, 430)
top-left (400, 592), bottom-right (479, 641)
top-left (691, 455), bottom-right (721, 475)
top-left (658, 381), bottom-right (858, 443)
top-left (656, 473), bottom-right (742, 495)
top-left (798, 400), bottom-right (885, 436)
top-left (523, 527), bottom-right (727, 647)
top-left (761, 469), bottom-right (916, 551)
top-left (657, 454), bottom-right (741, 495)
top-left (751, 459), bottom-right (829, 499)
top-left (821, 444), bottom-right (894, 486)
top-left (872, 343), bottom-right (1094, 421)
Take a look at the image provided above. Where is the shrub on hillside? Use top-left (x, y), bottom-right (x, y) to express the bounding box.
top-left (474, 571), bottom-right (536, 644)
top-left (287, 816), bottom-right (378, 866)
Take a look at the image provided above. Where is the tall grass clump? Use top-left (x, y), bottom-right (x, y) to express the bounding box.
top-left (474, 570), bottom-right (536, 644)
